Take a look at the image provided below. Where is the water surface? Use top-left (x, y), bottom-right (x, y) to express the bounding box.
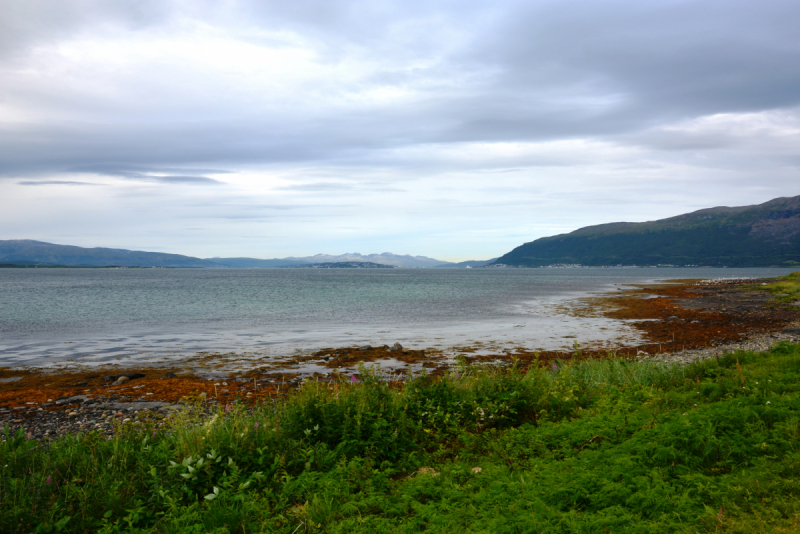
top-left (0, 267), bottom-right (793, 369)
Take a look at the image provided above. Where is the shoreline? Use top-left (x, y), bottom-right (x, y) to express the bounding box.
top-left (3, 275), bottom-right (800, 440)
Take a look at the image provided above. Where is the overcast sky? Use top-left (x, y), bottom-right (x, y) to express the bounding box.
top-left (1, 0), bottom-right (798, 261)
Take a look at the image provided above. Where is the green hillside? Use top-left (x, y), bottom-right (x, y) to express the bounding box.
top-left (494, 195), bottom-right (800, 267)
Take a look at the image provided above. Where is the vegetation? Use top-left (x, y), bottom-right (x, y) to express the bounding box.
top-left (3, 344), bottom-right (800, 533)
top-left (493, 196), bottom-right (800, 267)
top-left (760, 272), bottom-right (800, 303)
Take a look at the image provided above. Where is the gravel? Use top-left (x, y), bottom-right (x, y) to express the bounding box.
top-left (637, 321), bottom-right (800, 365)
top-left (0, 394), bottom-right (188, 442)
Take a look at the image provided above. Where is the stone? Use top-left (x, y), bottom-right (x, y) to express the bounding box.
top-left (389, 343), bottom-right (403, 352)
top-left (782, 327), bottom-right (800, 336)
top-left (114, 376), bottom-right (130, 385)
top-left (358, 345), bottom-right (373, 351)
top-left (162, 372), bottom-right (177, 379)
top-left (118, 373), bottom-right (145, 380)
top-left (74, 381), bottom-right (88, 387)
top-left (103, 376), bottom-right (117, 382)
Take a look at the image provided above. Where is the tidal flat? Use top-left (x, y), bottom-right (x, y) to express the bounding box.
top-left (2, 274), bottom-right (799, 440)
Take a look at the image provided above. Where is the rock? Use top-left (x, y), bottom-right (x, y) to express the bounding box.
top-left (55, 395), bottom-right (88, 406)
top-left (389, 343), bottom-right (403, 352)
top-left (118, 373), bottom-right (145, 380)
top-left (322, 356), bottom-right (330, 361)
top-left (358, 345), bottom-right (373, 351)
top-left (162, 372), bottom-right (177, 379)
top-left (782, 327), bottom-right (800, 336)
top-left (74, 381), bottom-right (88, 387)
top-left (103, 376), bottom-right (117, 382)
top-left (114, 376), bottom-right (130, 385)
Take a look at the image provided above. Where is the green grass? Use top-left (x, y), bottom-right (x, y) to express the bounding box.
top-left (3, 345), bottom-right (800, 532)
top-left (760, 271), bottom-right (800, 303)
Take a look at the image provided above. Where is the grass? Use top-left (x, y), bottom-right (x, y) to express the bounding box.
top-left (759, 271), bottom-right (800, 303)
top-left (3, 345), bottom-right (800, 532)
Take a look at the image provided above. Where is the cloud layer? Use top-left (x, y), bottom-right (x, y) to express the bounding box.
top-left (1, 0), bottom-right (798, 259)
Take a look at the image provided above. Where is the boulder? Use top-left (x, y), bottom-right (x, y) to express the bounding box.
top-left (358, 345), bottom-right (372, 351)
top-left (118, 373), bottom-right (145, 380)
top-left (388, 343), bottom-right (403, 352)
top-left (114, 376), bottom-right (130, 385)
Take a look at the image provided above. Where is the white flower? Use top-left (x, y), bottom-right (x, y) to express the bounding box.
top-left (766, 401), bottom-right (771, 405)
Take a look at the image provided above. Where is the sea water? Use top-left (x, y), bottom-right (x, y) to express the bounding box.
top-left (0, 267), bottom-right (794, 368)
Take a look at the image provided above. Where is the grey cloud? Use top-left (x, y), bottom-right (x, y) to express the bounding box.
top-left (17, 180), bottom-right (96, 186)
top-left (0, 0), bottom-right (172, 60)
top-left (2, 0), bottom-right (798, 177)
top-left (625, 131), bottom-right (740, 152)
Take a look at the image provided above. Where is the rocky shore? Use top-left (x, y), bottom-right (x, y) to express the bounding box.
top-left (4, 276), bottom-right (800, 442)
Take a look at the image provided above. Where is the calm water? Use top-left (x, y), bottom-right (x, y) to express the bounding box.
top-left (0, 267), bottom-right (794, 369)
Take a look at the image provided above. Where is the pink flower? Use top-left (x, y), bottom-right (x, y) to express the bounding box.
top-left (552, 364), bottom-right (557, 371)
top-left (350, 376), bottom-right (358, 384)
top-left (45, 477), bottom-right (51, 485)
top-left (225, 404), bottom-right (232, 413)
top-left (254, 422), bottom-right (259, 429)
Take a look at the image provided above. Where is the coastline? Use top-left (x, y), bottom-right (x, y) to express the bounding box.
top-left (3, 275), bottom-right (799, 440)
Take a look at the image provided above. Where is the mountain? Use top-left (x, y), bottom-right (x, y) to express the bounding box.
top-left (493, 195), bottom-right (800, 268)
top-left (0, 241), bottom-right (450, 268)
top-left (432, 258), bottom-right (498, 268)
top-left (289, 262), bottom-right (396, 269)
top-left (0, 240), bottom-right (218, 268)
top-left (211, 252), bottom-right (449, 268)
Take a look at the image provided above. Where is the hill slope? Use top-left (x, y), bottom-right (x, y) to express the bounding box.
top-left (0, 241), bottom-right (450, 268)
top-left (494, 195), bottom-right (800, 267)
top-left (0, 240), bottom-right (218, 268)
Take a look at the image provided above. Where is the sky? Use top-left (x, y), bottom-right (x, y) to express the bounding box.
top-left (1, 0), bottom-right (799, 261)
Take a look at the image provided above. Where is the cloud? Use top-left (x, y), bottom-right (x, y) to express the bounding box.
top-left (17, 180), bottom-right (96, 186)
top-left (0, 0), bottom-right (798, 259)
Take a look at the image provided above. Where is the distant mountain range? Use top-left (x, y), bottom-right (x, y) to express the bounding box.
top-left (5, 196), bottom-right (798, 269)
top-left (210, 252), bottom-right (454, 268)
top-left (0, 240), bottom-right (494, 269)
top-left (493, 195), bottom-right (800, 267)
top-left (292, 262), bottom-right (395, 269)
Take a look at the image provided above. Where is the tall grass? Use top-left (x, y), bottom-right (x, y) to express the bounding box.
top-left (3, 343), bottom-right (800, 532)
